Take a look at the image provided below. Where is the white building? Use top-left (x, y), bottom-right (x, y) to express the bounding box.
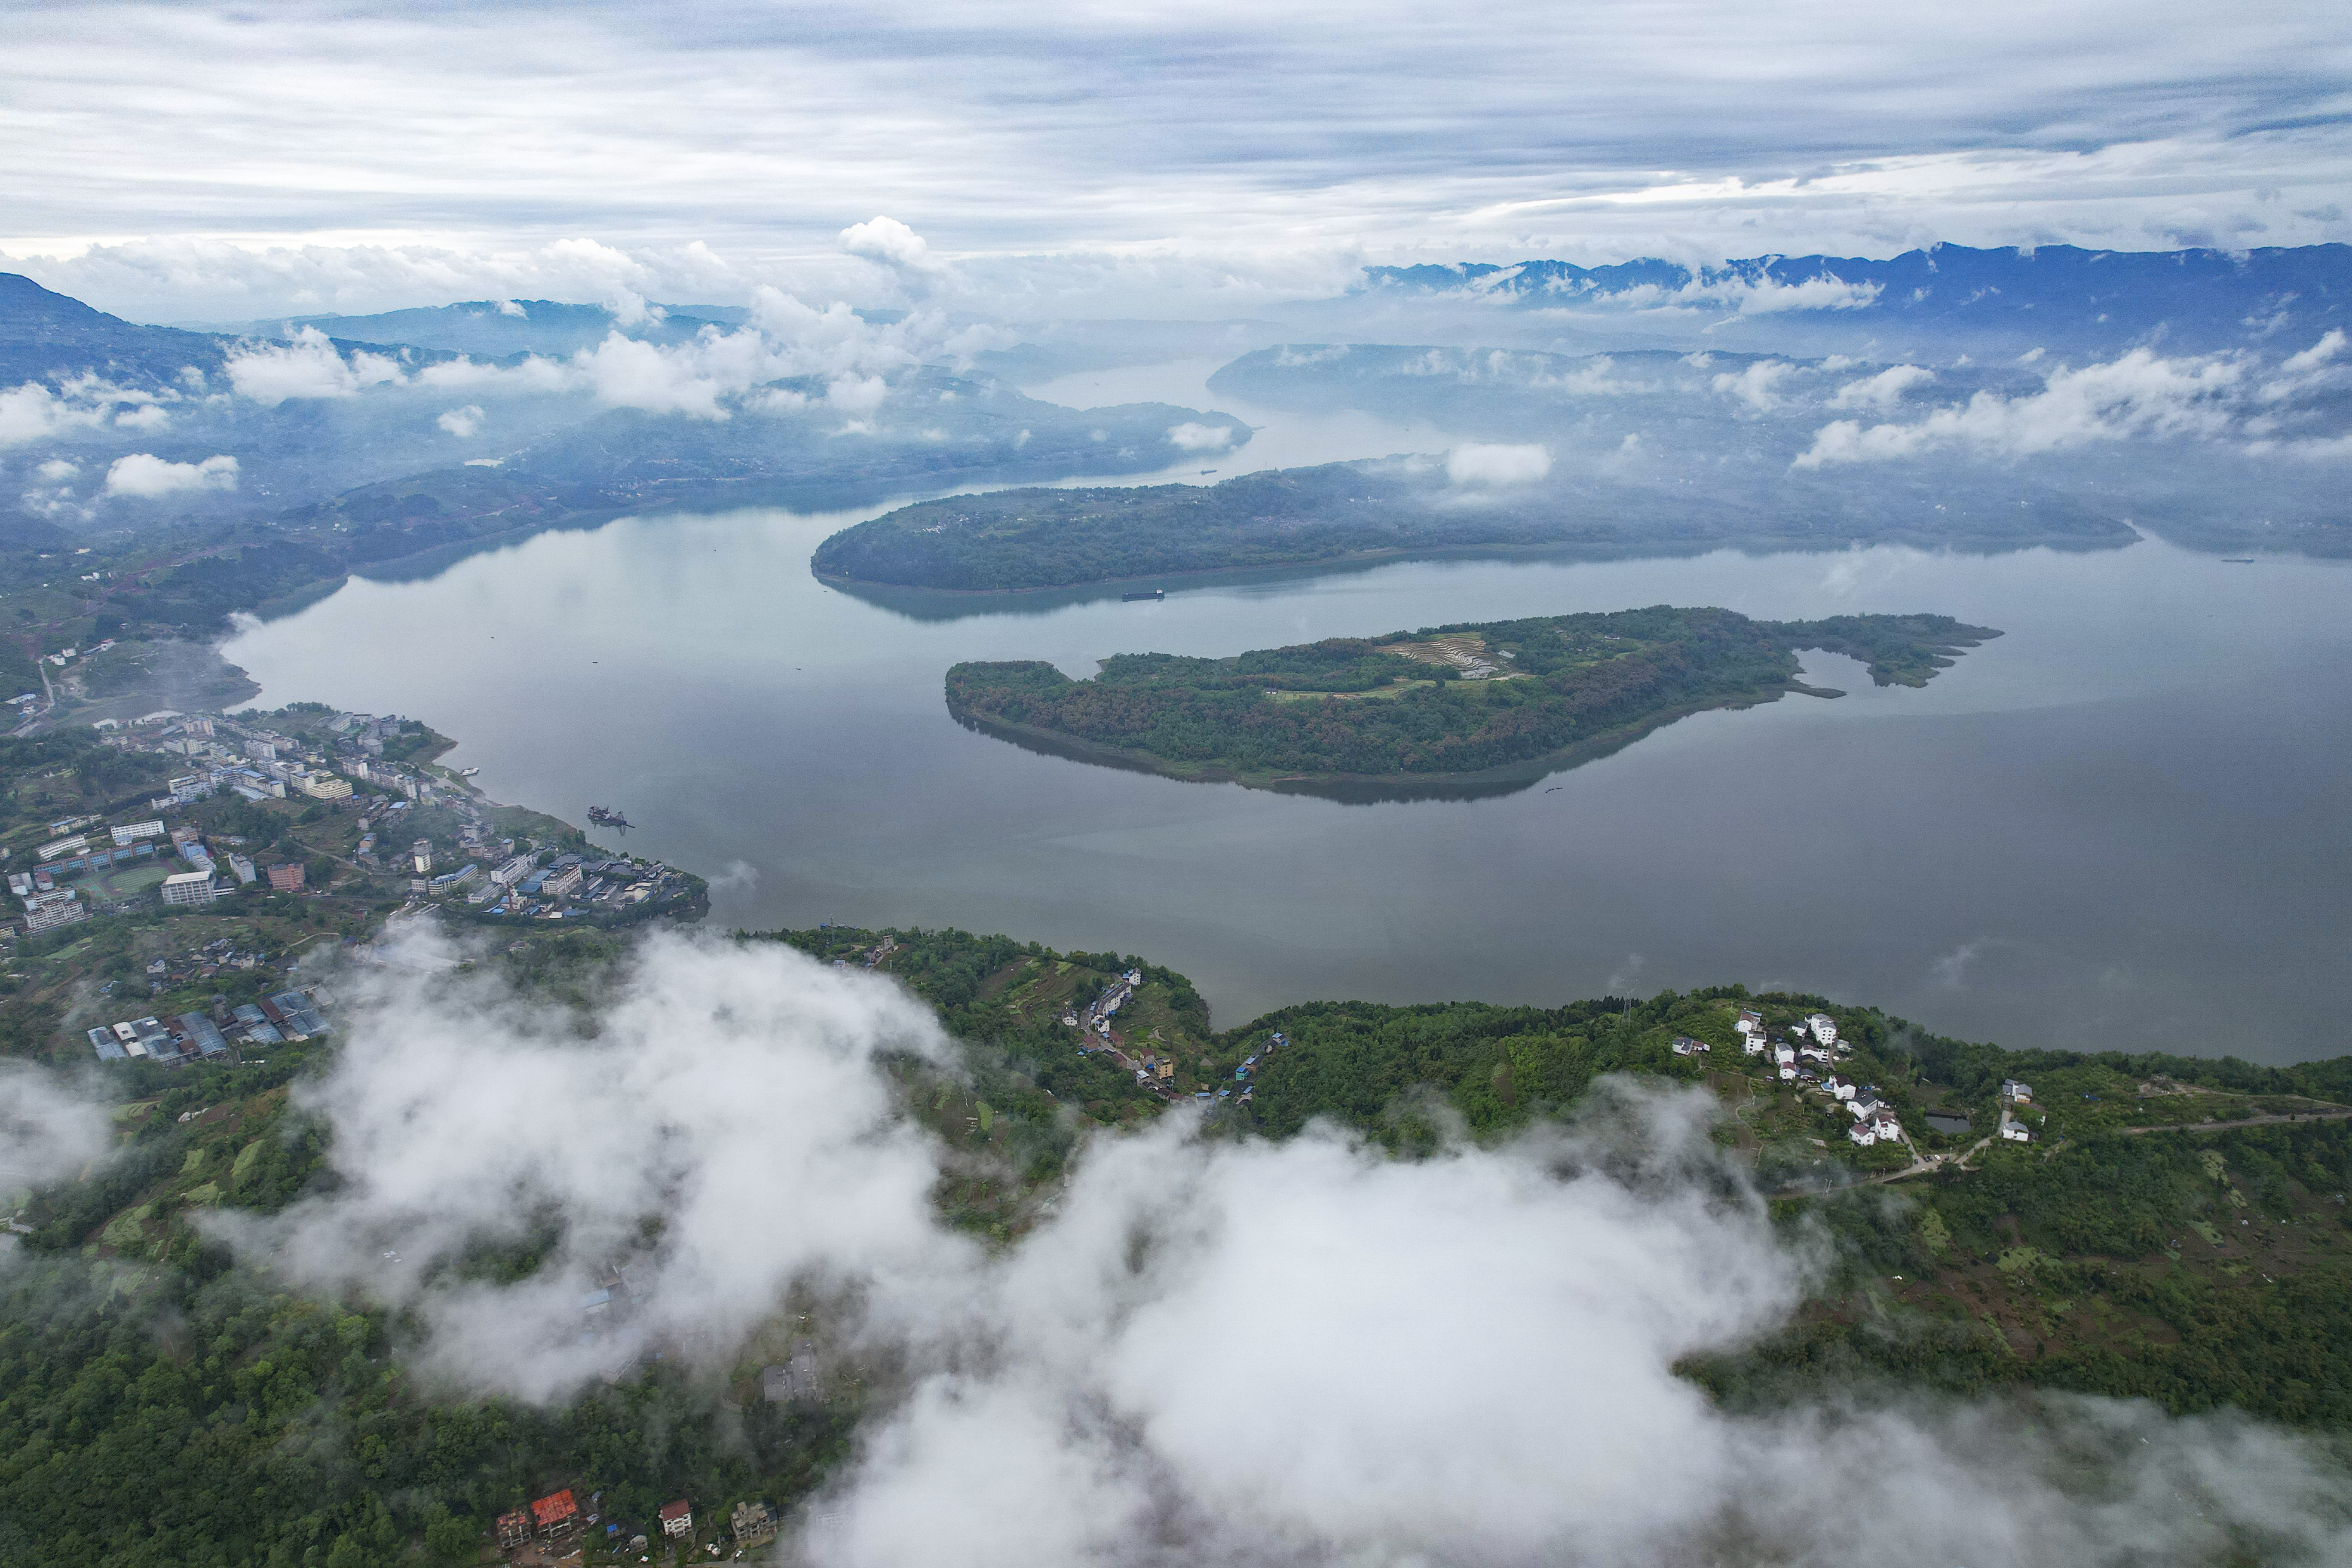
top-left (1825, 1076), bottom-right (1857, 1101)
top-left (227, 854), bottom-right (257, 885)
top-left (110, 820), bottom-right (164, 846)
top-left (491, 854), bottom-right (536, 887)
top-left (1735, 1009), bottom-right (1764, 1036)
top-left (1743, 1035), bottom-right (1767, 1056)
top-left (1848, 1122), bottom-right (1877, 1147)
top-left (2000, 1079), bottom-right (2033, 1104)
top-left (1805, 1013), bottom-right (1838, 1045)
top-left (2001, 1122), bottom-right (2031, 1143)
top-left (1773, 1043), bottom-right (1795, 1066)
top-left (161, 871), bottom-right (221, 907)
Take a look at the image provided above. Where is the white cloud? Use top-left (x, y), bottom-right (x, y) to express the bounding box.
top-left (1166, 421), bottom-right (1232, 451)
top-left (0, 380), bottom-right (162, 446)
top-left (1446, 441), bottom-right (1552, 485)
top-left (827, 373), bottom-right (890, 417)
top-left (435, 404), bottom-right (485, 438)
top-left (224, 326), bottom-right (406, 404)
top-left (1795, 346), bottom-right (2251, 466)
top-left (0, 1063), bottom-right (110, 1200)
top-left (840, 215), bottom-right (942, 276)
top-left (33, 458), bottom-right (79, 481)
top-left (103, 452), bottom-right (238, 496)
top-left (1828, 364), bottom-right (1935, 410)
top-left (204, 929), bottom-right (969, 1402)
top-left (495, 298), bottom-right (527, 318)
top-left (1712, 359), bottom-right (1796, 411)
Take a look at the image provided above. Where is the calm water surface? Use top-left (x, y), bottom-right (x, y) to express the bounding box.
top-left (224, 504), bottom-right (2352, 1062)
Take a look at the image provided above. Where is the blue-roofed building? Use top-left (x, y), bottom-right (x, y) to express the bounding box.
top-left (177, 1013), bottom-right (230, 1058)
top-left (87, 1026), bottom-right (126, 1062)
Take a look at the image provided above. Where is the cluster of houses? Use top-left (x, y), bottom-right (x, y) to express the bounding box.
top-left (1705, 1008), bottom-right (1911, 1151)
top-left (83, 985), bottom-right (326, 1063)
top-left (1065, 967), bottom-right (1145, 1044)
top-left (66, 707), bottom-right (689, 923)
top-left (493, 1490), bottom-right (778, 1561)
top-left (1998, 1079), bottom-right (2034, 1142)
top-left (1058, 967), bottom-right (1240, 1102)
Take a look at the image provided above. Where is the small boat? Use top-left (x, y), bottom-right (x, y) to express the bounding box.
top-left (1121, 589), bottom-right (1166, 602)
top-left (458, 766), bottom-right (480, 777)
top-left (585, 806), bottom-right (633, 830)
top-left (2221, 557), bottom-right (2255, 564)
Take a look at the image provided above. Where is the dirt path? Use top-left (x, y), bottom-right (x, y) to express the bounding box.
top-left (2119, 1107), bottom-right (2352, 1136)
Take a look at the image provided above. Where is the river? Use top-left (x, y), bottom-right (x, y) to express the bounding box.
top-left (220, 368), bottom-right (2352, 1063)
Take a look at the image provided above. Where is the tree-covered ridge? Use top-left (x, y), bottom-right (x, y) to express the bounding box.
top-left (945, 606), bottom-right (1998, 782)
top-left (806, 441), bottom-right (2138, 594)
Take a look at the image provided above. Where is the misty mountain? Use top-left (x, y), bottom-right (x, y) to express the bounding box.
top-left (193, 298), bottom-right (756, 358)
top-left (0, 274), bottom-right (1256, 552)
top-left (1209, 340), bottom-right (2352, 557)
top-left (1345, 242), bottom-right (2352, 360)
top-left (0, 272), bottom-right (438, 396)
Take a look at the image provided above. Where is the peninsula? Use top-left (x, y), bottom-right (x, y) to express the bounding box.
top-left (810, 453), bottom-right (2134, 594)
top-left (945, 606), bottom-right (1997, 790)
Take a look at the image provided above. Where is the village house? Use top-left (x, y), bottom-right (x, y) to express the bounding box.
top-left (1805, 1012), bottom-right (1838, 1045)
top-left (2003, 1121), bottom-right (2032, 1142)
top-left (495, 1510), bottom-right (533, 1553)
top-left (1824, 1075), bottom-right (1857, 1101)
top-left (1735, 1008), bottom-right (1763, 1037)
top-left (659, 1500), bottom-right (693, 1538)
top-left (1670, 1036), bottom-right (1710, 1057)
top-left (730, 1502), bottom-right (778, 1546)
top-left (532, 1489), bottom-right (579, 1542)
top-left (2001, 1078), bottom-right (2033, 1104)
top-left (1848, 1121), bottom-right (1878, 1146)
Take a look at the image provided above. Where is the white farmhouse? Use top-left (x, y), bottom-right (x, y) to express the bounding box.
top-left (1806, 1013), bottom-right (1838, 1046)
top-left (2001, 1122), bottom-right (2031, 1142)
top-left (1848, 1122), bottom-right (1878, 1147)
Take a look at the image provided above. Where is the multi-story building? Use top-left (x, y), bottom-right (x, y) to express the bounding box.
top-left (161, 872), bottom-right (220, 906)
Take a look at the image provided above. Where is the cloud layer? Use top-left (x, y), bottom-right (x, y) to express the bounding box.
top-left (202, 931), bottom-right (2352, 1565)
top-left (4, 3), bottom-right (2350, 318)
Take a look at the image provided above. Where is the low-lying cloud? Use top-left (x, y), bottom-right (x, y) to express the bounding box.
top-left (1446, 441), bottom-right (1553, 485)
top-left (0, 1063), bottom-right (110, 1202)
top-left (211, 276), bottom-right (1007, 425)
top-left (205, 929), bottom-right (967, 1402)
top-left (196, 931), bottom-right (2352, 1564)
top-left (104, 452), bottom-right (238, 496)
top-left (1165, 421), bottom-right (1233, 451)
top-left (1796, 335), bottom-right (2352, 466)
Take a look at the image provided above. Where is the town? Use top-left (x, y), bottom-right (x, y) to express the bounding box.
top-left (0, 701), bottom-right (705, 1068)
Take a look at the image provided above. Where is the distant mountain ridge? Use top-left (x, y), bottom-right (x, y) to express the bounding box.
top-left (1359, 242), bottom-right (2352, 350)
top-left (195, 298), bottom-right (756, 358)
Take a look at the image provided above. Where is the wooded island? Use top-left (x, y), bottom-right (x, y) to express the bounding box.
top-left (946, 606), bottom-right (1999, 790)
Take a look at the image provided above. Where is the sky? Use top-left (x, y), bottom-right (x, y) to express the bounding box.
top-left (4, 1), bottom-right (2351, 317)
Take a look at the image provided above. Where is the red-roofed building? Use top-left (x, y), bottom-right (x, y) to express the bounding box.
top-left (532, 1490), bottom-right (579, 1541)
top-left (658, 1499), bottom-right (692, 1538)
top-left (495, 1510), bottom-right (532, 1552)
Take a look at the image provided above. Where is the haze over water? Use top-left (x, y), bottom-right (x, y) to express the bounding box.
top-left (224, 484), bottom-right (2352, 1064)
